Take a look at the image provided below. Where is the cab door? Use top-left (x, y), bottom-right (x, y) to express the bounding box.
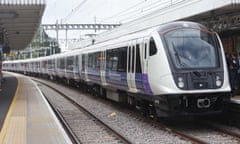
top-left (127, 41), bottom-right (137, 92)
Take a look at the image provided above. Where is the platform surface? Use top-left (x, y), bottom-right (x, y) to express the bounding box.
top-left (0, 72), bottom-right (71, 144)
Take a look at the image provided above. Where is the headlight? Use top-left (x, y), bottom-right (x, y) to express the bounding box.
top-left (178, 77), bottom-right (184, 88)
top-left (216, 76), bottom-right (222, 87)
top-left (178, 81), bottom-right (184, 88)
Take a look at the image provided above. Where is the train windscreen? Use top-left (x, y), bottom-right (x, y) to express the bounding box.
top-left (163, 28), bottom-right (219, 69)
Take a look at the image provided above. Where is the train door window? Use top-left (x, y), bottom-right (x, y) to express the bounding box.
top-left (112, 56), bottom-right (118, 71)
top-left (128, 47), bottom-right (131, 73)
top-left (91, 52), bottom-right (100, 71)
top-left (132, 46), bottom-right (135, 72)
top-left (74, 56), bottom-right (79, 72)
top-left (52, 59), bottom-right (55, 69)
top-left (106, 50), bottom-right (112, 71)
top-left (82, 54), bottom-right (85, 71)
top-left (117, 47), bottom-right (127, 72)
top-left (95, 52), bottom-right (101, 71)
top-left (149, 38), bottom-right (157, 56)
top-left (88, 54), bottom-right (93, 69)
top-left (48, 60), bottom-right (52, 69)
top-left (67, 56), bottom-right (74, 71)
top-left (57, 59), bottom-right (60, 69)
top-left (136, 44), bottom-right (142, 73)
top-left (43, 61), bottom-right (45, 70)
top-left (144, 43), bottom-right (147, 59)
top-left (92, 53), bottom-right (96, 70)
top-left (60, 58), bottom-right (65, 69)
top-left (100, 51), bottom-right (106, 71)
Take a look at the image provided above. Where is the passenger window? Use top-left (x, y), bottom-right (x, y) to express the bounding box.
top-left (106, 47), bottom-right (127, 72)
top-left (149, 38), bottom-right (157, 56)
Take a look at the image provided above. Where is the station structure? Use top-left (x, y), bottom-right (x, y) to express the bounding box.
top-left (0, 0), bottom-right (45, 52)
top-left (1, 0), bottom-right (240, 143)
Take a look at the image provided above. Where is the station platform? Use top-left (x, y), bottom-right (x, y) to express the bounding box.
top-left (0, 72), bottom-right (71, 144)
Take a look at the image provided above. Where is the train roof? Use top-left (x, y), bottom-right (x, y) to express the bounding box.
top-left (4, 21), bottom-right (209, 64)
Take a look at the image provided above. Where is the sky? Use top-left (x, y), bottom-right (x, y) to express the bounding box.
top-left (42, 0), bottom-right (162, 24)
top-left (41, 0), bottom-right (175, 50)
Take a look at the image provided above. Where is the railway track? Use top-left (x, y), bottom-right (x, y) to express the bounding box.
top-left (34, 79), bottom-right (132, 144)
top-left (166, 120), bottom-right (240, 144)
top-left (32, 77), bottom-right (240, 144)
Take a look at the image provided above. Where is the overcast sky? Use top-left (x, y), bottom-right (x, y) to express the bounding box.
top-left (41, 0), bottom-right (174, 50)
top-left (42, 0), bottom-right (149, 24)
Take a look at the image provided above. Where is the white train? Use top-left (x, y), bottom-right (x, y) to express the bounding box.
top-left (3, 21), bottom-right (231, 117)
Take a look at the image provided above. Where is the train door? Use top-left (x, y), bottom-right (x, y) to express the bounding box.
top-left (100, 50), bottom-right (107, 85)
top-left (127, 41), bottom-right (137, 92)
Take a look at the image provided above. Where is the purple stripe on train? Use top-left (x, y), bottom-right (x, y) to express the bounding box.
top-left (83, 70), bottom-right (153, 95)
top-left (142, 73), bottom-right (153, 95)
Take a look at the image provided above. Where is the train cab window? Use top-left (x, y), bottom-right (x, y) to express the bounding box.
top-left (164, 28), bottom-right (218, 68)
top-left (149, 38), bottom-right (157, 56)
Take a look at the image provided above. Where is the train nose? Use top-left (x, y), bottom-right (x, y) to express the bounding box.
top-left (197, 98), bottom-right (210, 108)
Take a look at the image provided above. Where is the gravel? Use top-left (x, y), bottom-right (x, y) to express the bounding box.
top-left (35, 79), bottom-right (190, 144)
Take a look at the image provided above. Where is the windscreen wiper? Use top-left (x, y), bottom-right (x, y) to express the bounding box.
top-left (172, 42), bottom-right (186, 67)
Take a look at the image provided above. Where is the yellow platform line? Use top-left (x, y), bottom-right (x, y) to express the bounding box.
top-left (0, 78), bottom-right (20, 143)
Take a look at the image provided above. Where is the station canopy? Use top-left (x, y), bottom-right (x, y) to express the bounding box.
top-left (186, 3), bottom-right (240, 33)
top-left (0, 0), bottom-right (45, 51)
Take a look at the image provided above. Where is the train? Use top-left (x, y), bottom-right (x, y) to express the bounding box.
top-left (3, 21), bottom-right (231, 117)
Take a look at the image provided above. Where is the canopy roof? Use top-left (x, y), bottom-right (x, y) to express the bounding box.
top-left (0, 0), bottom-right (45, 51)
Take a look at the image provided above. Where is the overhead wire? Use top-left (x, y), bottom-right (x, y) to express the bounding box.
top-left (100, 0), bottom-right (165, 23)
top-left (99, 0), bottom-right (148, 23)
top-left (62, 0), bottom-right (88, 23)
top-left (116, 0), bottom-right (176, 23)
top-left (101, 0), bottom-right (186, 24)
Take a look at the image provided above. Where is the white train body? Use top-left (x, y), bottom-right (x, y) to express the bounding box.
top-left (3, 21), bottom-right (231, 117)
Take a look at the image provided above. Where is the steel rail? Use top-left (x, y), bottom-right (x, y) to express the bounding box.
top-left (41, 92), bottom-right (81, 144)
top-left (33, 78), bottom-right (133, 144)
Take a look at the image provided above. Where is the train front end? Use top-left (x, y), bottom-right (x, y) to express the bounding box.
top-left (150, 21), bottom-right (231, 117)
